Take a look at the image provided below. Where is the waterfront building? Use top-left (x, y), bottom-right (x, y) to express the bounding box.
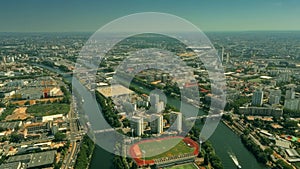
top-left (239, 107), bottom-right (283, 117)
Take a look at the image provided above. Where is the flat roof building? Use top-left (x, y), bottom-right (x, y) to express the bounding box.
top-left (97, 85), bottom-right (134, 98)
top-left (6, 150), bottom-right (56, 168)
top-left (0, 162), bottom-right (25, 169)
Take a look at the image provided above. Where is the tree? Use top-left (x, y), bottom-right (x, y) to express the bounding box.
top-left (203, 153), bottom-right (209, 165)
top-left (264, 148), bottom-right (273, 156)
top-left (24, 101), bottom-right (30, 106)
top-left (54, 161), bottom-right (62, 169)
top-left (276, 159), bottom-right (294, 169)
top-left (54, 132), bottom-right (66, 142)
top-left (0, 102), bottom-right (5, 107)
top-left (122, 118), bottom-right (130, 128)
top-left (1, 136), bottom-right (7, 142)
top-left (0, 127), bottom-right (6, 132)
top-left (284, 120), bottom-right (298, 128)
top-left (10, 133), bottom-right (23, 143)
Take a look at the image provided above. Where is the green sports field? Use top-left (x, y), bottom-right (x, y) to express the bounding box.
top-left (166, 163), bottom-right (198, 169)
top-left (138, 137), bottom-right (194, 160)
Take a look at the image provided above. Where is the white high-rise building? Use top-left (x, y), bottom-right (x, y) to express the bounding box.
top-left (252, 89), bottom-right (264, 106)
top-left (226, 52), bottom-right (230, 64)
top-left (284, 99), bottom-right (300, 111)
top-left (149, 93), bottom-right (165, 113)
top-left (169, 111), bottom-right (182, 132)
top-left (2, 56), bottom-right (6, 63)
top-left (155, 101), bottom-right (165, 113)
top-left (221, 47), bottom-right (224, 62)
top-left (150, 94), bottom-right (159, 106)
top-left (278, 72), bottom-right (292, 83)
top-left (150, 114), bottom-right (164, 134)
top-left (131, 116), bottom-right (143, 137)
top-left (269, 89), bottom-right (281, 105)
top-left (285, 88), bottom-right (295, 100)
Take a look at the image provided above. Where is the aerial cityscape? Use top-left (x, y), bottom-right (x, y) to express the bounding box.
top-left (0, 1), bottom-right (300, 169)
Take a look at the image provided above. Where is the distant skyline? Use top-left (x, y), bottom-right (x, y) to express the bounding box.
top-left (1, 0), bottom-right (300, 32)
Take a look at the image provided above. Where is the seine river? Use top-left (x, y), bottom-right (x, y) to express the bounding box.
top-left (89, 82), bottom-right (267, 169)
top-left (36, 64), bottom-right (267, 169)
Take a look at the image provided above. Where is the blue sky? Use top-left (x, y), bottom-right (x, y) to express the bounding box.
top-left (0, 0), bottom-right (300, 32)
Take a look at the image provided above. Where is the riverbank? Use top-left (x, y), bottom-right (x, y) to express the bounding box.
top-left (222, 117), bottom-right (274, 168)
top-left (34, 64), bottom-right (267, 169)
top-left (74, 135), bottom-right (95, 169)
top-left (222, 120), bottom-right (243, 136)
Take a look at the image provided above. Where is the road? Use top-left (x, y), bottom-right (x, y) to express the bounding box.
top-left (62, 96), bottom-right (82, 169)
top-left (33, 63), bottom-right (84, 169)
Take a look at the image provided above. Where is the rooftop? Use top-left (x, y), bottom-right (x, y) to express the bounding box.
top-left (97, 85), bottom-right (134, 98)
top-left (0, 162), bottom-right (23, 169)
top-left (6, 150), bottom-right (56, 168)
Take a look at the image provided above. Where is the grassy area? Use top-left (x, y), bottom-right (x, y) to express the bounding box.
top-left (248, 78), bottom-right (262, 83)
top-left (294, 162), bottom-right (300, 169)
top-left (0, 108), bottom-right (15, 121)
top-left (138, 137), bottom-right (194, 160)
top-left (26, 103), bottom-right (70, 117)
top-left (166, 163), bottom-right (198, 169)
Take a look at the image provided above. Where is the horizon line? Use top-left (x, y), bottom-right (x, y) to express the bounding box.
top-left (1, 30), bottom-right (300, 34)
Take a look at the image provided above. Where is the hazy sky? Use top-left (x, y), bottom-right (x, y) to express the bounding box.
top-left (1, 0), bottom-right (300, 32)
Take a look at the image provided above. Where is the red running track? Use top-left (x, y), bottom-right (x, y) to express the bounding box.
top-left (128, 136), bottom-right (199, 166)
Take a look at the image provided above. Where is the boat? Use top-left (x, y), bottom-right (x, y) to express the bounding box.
top-left (228, 151), bottom-right (242, 169)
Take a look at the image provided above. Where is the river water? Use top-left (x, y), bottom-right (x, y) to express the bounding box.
top-left (88, 82), bottom-right (267, 169)
top-left (36, 64), bottom-right (267, 169)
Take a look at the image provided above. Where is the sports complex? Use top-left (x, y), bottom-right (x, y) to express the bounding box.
top-left (129, 136), bottom-right (199, 168)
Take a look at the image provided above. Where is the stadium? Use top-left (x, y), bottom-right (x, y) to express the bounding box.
top-left (129, 136), bottom-right (199, 168)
